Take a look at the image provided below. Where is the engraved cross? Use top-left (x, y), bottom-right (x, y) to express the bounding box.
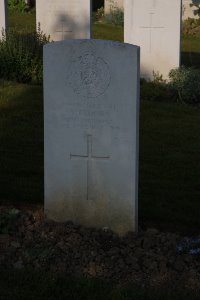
top-left (140, 13), bottom-right (164, 53)
top-left (70, 135), bottom-right (110, 200)
top-left (151, 0), bottom-right (157, 9)
top-left (56, 20), bottom-right (72, 40)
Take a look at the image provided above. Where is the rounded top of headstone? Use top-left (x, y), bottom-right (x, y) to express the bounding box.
top-left (44, 39), bottom-right (140, 51)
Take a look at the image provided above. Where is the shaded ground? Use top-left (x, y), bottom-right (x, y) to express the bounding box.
top-left (182, 51), bottom-right (200, 68)
top-left (1, 205), bottom-right (200, 293)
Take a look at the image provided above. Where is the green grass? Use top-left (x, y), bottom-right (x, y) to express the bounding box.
top-left (0, 81), bottom-right (43, 203)
top-left (93, 23), bottom-right (123, 42)
top-left (8, 10), bottom-right (36, 33)
top-left (139, 101), bottom-right (200, 232)
top-left (1, 81), bottom-right (200, 233)
top-left (8, 10), bottom-right (200, 68)
top-left (0, 269), bottom-right (199, 300)
top-left (182, 36), bottom-right (200, 68)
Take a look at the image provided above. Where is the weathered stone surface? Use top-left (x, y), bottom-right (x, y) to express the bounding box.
top-left (44, 39), bottom-right (140, 235)
top-left (36, 0), bottom-right (91, 41)
top-left (124, 0), bottom-right (182, 80)
top-left (0, 0), bottom-right (7, 38)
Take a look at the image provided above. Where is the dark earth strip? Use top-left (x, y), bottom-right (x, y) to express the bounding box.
top-left (0, 206), bottom-right (199, 292)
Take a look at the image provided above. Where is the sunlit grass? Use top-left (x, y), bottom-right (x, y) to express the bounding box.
top-left (8, 10), bottom-right (36, 32)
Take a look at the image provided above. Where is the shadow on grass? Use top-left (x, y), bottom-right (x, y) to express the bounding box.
top-left (139, 101), bottom-right (200, 234)
top-left (0, 269), bottom-right (199, 300)
top-left (181, 51), bottom-right (200, 68)
top-left (0, 82), bottom-right (43, 204)
top-left (1, 82), bottom-right (200, 233)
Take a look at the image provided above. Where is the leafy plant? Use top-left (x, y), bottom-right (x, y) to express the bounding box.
top-left (140, 72), bottom-right (176, 103)
top-left (8, 0), bottom-right (27, 13)
top-left (93, 7), bottom-right (105, 23)
top-left (169, 66), bottom-right (200, 104)
top-left (182, 18), bottom-right (200, 37)
top-left (0, 27), bottom-right (49, 84)
top-left (140, 79), bottom-right (174, 103)
top-left (104, 1), bottom-right (124, 26)
top-left (104, 7), bottom-right (124, 26)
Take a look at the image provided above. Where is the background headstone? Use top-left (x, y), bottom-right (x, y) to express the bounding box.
top-left (104, 0), bottom-right (124, 14)
top-left (124, 0), bottom-right (181, 80)
top-left (36, 0), bottom-right (91, 41)
top-left (44, 39), bottom-right (140, 236)
top-left (0, 0), bottom-right (7, 39)
top-left (182, 0), bottom-right (200, 20)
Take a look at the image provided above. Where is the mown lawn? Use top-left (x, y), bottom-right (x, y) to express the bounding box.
top-left (0, 81), bottom-right (43, 203)
top-left (93, 23), bottom-right (123, 41)
top-left (1, 81), bottom-right (200, 233)
top-left (140, 101), bottom-right (200, 232)
top-left (8, 10), bottom-right (36, 32)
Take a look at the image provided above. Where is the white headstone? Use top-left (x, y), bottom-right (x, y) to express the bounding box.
top-left (0, 0), bottom-right (7, 38)
top-left (44, 39), bottom-right (140, 236)
top-left (182, 0), bottom-right (200, 20)
top-left (104, 0), bottom-right (124, 14)
top-left (36, 0), bottom-right (91, 41)
top-left (124, 0), bottom-right (181, 80)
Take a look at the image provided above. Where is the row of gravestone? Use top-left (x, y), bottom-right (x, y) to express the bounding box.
top-left (105, 0), bottom-right (200, 20)
top-left (0, 0), bottom-right (182, 235)
top-left (0, 0), bottom-right (182, 80)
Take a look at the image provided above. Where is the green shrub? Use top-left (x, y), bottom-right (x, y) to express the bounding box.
top-left (140, 78), bottom-right (175, 103)
top-left (0, 28), bottom-right (49, 84)
top-left (169, 66), bottom-right (200, 104)
top-left (94, 4), bottom-right (124, 26)
top-left (8, 0), bottom-right (28, 13)
top-left (140, 71), bottom-right (176, 103)
top-left (104, 6), bottom-right (124, 27)
top-left (182, 18), bottom-right (200, 37)
top-left (93, 7), bottom-right (105, 23)
top-left (141, 67), bottom-right (200, 105)
top-left (105, 8), bottom-right (124, 26)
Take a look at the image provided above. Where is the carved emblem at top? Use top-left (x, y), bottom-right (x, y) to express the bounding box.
top-left (68, 53), bottom-right (111, 98)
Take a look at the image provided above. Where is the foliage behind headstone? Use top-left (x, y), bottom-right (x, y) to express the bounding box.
top-left (169, 66), bottom-right (200, 104)
top-left (0, 29), bottom-right (49, 84)
top-left (8, 0), bottom-right (26, 12)
top-left (182, 18), bottom-right (200, 37)
top-left (93, 0), bottom-right (104, 11)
